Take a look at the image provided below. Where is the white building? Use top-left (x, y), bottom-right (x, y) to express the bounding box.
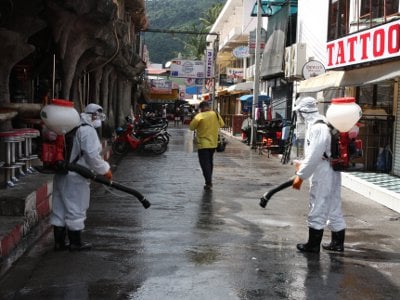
top-left (297, 0), bottom-right (399, 175)
top-left (209, 0), bottom-right (400, 175)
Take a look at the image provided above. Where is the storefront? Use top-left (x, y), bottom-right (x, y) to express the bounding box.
top-left (216, 89), bottom-right (247, 134)
top-left (298, 59), bottom-right (400, 174)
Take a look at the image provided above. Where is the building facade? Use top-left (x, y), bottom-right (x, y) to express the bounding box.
top-left (209, 0), bottom-right (400, 174)
top-left (297, 0), bottom-right (399, 174)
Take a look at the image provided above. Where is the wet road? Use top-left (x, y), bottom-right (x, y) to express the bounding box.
top-left (1, 127), bottom-right (400, 299)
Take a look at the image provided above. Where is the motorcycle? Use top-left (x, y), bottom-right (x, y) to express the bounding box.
top-left (137, 115), bottom-right (168, 129)
top-left (112, 122), bottom-right (168, 155)
top-left (136, 123), bottom-right (170, 144)
top-left (131, 116), bottom-right (171, 144)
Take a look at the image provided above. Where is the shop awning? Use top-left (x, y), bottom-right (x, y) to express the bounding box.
top-left (227, 81), bottom-right (254, 91)
top-left (298, 71), bottom-right (344, 93)
top-left (344, 60), bottom-right (400, 86)
top-left (298, 60), bottom-right (400, 93)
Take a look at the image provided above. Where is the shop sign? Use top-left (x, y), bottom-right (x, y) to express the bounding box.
top-left (248, 28), bottom-right (266, 54)
top-left (327, 20), bottom-right (400, 69)
top-left (233, 46), bottom-right (250, 58)
top-left (227, 68), bottom-right (244, 79)
top-left (302, 60), bottom-right (325, 79)
top-left (205, 49), bottom-right (214, 78)
top-left (170, 59), bottom-right (205, 78)
top-left (149, 79), bottom-right (172, 94)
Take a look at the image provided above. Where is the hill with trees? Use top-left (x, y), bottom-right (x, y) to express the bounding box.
top-left (144, 0), bottom-right (225, 65)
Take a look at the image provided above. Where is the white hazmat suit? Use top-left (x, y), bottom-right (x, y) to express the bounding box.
top-left (50, 103), bottom-right (111, 251)
top-left (293, 97), bottom-right (346, 253)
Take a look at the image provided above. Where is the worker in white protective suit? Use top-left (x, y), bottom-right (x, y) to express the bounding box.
top-left (292, 97), bottom-right (346, 253)
top-left (50, 103), bottom-right (112, 251)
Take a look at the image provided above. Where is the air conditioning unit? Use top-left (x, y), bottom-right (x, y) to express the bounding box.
top-left (290, 43), bottom-right (307, 79)
top-left (284, 43), bottom-right (307, 79)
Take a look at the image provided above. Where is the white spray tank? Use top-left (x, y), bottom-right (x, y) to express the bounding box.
top-left (326, 97), bottom-right (362, 132)
top-left (325, 97), bottom-right (363, 171)
top-left (39, 99), bottom-right (81, 169)
top-left (40, 99), bottom-right (80, 135)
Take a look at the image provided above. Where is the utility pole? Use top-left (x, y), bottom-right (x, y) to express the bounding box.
top-left (250, 0), bottom-right (262, 147)
top-left (211, 34), bottom-right (219, 110)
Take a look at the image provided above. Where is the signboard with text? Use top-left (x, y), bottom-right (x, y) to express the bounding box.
top-left (302, 60), bottom-right (325, 79)
top-left (326, 19), bottom-right (400, 69)
top-left (233, 46), bottom-right (250, 58)
top-left (170, 59), bottom-right (205, 78)
top-left (227, 67), bottom-right (244, 79)
top-left (248, 28), bottom-right (267, 54)
top-left (205, 49), bottom-right (214, 78)
top-left (149, 79), bottom-right (172, 94)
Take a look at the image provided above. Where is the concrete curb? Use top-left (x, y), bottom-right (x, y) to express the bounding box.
top-left (342, 172), bottom-right (400, 213)
top-left (0, 179), bottom-right (52, 276)
top-left (0, 180), bottom-right (52, 258)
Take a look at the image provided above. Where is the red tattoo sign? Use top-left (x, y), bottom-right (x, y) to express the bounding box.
top-left (326, 20), bottom-right (400, 69)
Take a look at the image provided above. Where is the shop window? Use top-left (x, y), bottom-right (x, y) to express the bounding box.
top-left (360, 0), bottom-right (398, 19)
top-left (356, 82), bottom-right (394, 172)
top-left (328, 0), bottom-right (399, 41)
top-left (357, 83), bottom-right (393, 112)
top-left (328, 0), bottom-right (350, 41)
top-left (358, 0), bottom-right (399, 29)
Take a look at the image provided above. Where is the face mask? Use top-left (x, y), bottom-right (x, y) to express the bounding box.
top-left (296, 111), bottom-right (305, 123)
top-left (93, 119), bottom-right (102, 128)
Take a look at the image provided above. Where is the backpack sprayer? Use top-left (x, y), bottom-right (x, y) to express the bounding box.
top-left (325, 97), bottom-right (363, 171)
top-left (37, 99), bottom-right (150, 209)
top-left (260, 97), bottom-right (362, 208)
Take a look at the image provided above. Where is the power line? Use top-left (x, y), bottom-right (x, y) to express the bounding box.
top-left (142, 28), bottom-right (219, 36)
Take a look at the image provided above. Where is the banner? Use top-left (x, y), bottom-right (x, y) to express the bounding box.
top-left (205, 49), bottom-right (214, 78)
top-left (170, 59), bottom-right (205, 78)
top-left (149, 79), bottom-right (172, 94)
top-left (248, 28), bottom-right (267, 54)
top-left (227, 68), bottom-right (244, 79)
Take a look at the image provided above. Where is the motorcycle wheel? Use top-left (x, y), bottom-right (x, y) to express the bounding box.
top-left (150, 136), bottom-right (168, 154)
top-left (112, 141), bottom-right (129, 155)
top-left (161, 132), bottom-right (170, 144)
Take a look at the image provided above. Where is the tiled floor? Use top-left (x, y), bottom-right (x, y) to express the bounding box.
top-left (349, 172), bottom-right (400, 193)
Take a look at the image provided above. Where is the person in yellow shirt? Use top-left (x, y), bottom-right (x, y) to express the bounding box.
top-left (189, 101), bottom-right (225, 190)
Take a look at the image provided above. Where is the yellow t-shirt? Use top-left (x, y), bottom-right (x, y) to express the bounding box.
top-left (189, 110), bottom-right (225, 149)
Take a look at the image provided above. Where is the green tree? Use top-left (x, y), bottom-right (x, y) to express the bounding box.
top-left (200, 3), bottom-right (224, 30)
top-left (145, 0), bottom-right (225, 64)
top-left (181, 3), bottom-right (224, 60)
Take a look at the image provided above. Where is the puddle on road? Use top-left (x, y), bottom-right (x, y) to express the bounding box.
top-left (185, 246), bottom-right (220, 265)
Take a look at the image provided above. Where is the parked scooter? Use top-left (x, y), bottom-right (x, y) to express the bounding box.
top-left (137, 115), bottom-right (168, 129)
top-left (131, 116), bottom-right (171, 144)
top-left (112, 121), bottom-right (168, 155)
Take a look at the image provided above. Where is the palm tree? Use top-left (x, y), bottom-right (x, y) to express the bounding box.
top-left (181, 3), bottom-right (223, 59)
top-left (200, 3), bottom-right (224, 31)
